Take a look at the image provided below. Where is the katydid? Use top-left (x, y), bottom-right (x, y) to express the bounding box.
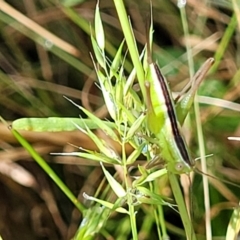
top-left (145, 58), bottom-right (214, 174)
top-left (145, 57), bottom-right (240, 196)
top-left (144, 57), bottom-right (214, 240)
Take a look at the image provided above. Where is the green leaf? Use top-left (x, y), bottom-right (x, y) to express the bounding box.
top-left (110, 39), bottom-right (125, 78)
top-left (96, 70), bottom-right (117, 120)
top-left (133, 167), bottom-right (167, 187)
top-left (140, 169), bottom-right (167, 184)
top-left (226, 204), bottom-right (240, 240)
top-left (83, 192), bottom-right (128, 214)
top-left (78, 105), bottom-right (119, 142)
top-left (126, 143), bottom-right (145, 165)
top-left (126, 113), bottom-right (146, 140)
top-left (124, 67), bottom-right (136, 96)
top-left (12, 117), bottom-right (80, 131)
top-left (12, 117), bottom-right (116, 132)
top-left (100, 162), bottom-right (126, 198)
top-left (136, 186), bottom-right (171, 205)
top-left (60, 0), bottom-right (86, 7)
top-left (74, 204), bottom-right (110, 240)
top-left (95, 1), bottom-right (105, 50)
top-left (74, 120), bottom-right (120, 161)
top-left (118, 101), bottom-right (137, 125)
top-left (63, 99), bottom-right (118, 147)
top-left (90, 35), bottom-right (105, 69)
top-left (53, 150), bottom-right (120, 165)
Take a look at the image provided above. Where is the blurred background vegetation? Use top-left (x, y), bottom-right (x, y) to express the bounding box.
top-left (0, 0), bottom-right (240, 239)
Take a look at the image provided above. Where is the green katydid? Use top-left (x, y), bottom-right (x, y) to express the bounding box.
top-left (144, 56), bottom-right (240, 188)
top-left (144, 57), bottom-right (214, 174)
top-left (144, 56), bottom-right (240, 240)
top-left (143, 57), bottom-right (214, 240)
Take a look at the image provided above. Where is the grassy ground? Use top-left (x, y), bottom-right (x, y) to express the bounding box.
top-left (0, 0), bottom-right (240, 239)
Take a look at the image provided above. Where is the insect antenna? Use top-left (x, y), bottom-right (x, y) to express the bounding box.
top-left (191, 153), bottom-right (240, 189)
top-left (194, 168), bottom-right (240, 190)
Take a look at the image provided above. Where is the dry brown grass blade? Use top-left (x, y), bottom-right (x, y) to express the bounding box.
top-left (0, 0), bottom-right (81, 57)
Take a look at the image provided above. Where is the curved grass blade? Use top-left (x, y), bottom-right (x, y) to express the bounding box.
top-left (11, 127), bottom-right (85, 212)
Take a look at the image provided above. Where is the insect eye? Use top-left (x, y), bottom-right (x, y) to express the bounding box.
top-left (175, 163), bottom-right (184, 172)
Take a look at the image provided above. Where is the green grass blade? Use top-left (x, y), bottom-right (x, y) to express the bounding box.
top-left (168, 172), bottom-right (196, 240)
top-left (112, 0), bottom-right (146, 101)
top-left (211, 13), bottom-right (237, 73)
top-left (11, 128), bottom-right (85, 212)
top-left (12, 117), bottom-right (116, 132)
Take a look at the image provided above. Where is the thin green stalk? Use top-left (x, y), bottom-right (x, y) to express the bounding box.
top-left (210, 13), bottom-right (237, 73)
top-left (112, 0), bottom-right (146, 101)
top-left (153, 208), bottom-right (162, 239)
top-left (122, 134), bottom-right (138, 240)
top-left (150, 181), bottom-right (167, 239)
top-left (157, 204), bottom-right (168, 239)
top-left (194, 99), bottom-right (212, 240)
top-left (149, 181), bottom-right (162, 239)
top-left (179, 5), bottom-right (194, 78)
top-left (11, 128), bottom-right (85, 212)
top-left (128, 200), bottom-right (138, 240)
top-left (180, 2), bottom-right (211, 239)
top-left (168, 172), bottom-right (196, 240)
